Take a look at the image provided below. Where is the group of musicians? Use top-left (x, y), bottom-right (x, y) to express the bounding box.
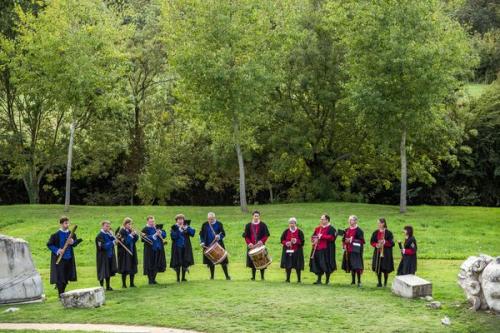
top-left (47, 211), bottom-right (418, 296)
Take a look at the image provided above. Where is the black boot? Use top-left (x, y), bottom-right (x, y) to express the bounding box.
top-left (99, 279), bottom-right (104, 287)
top-left (251, 268), bottom-right (256, 280)
top-left (222, 264), bottom-right (231, 280)
top-left (325, 273), bottom-right (331, 285)
top-left (285, 269), bottom-right (291, 282)
top-left (181, 267), bottom-right (187, 282)
top-left (130, 274), bottom-right (136, 287)
top-left (296, 269), bottom-right (301, 283)
top-left (314, 273), bottom-right (323, 285)
top-left (106, 277), bottom-right (113, 291)
top-left (122, 274), bottom-right (127, 288)
top-left (209, 265), bottom-right (215, 280)
top-left (176, 268), bottom-right (181, 282)
top-left (351, 272), bottom-right (356, 285)
top-left (377, 272), bottom-right (382, 287)
top-left (384, 272), bottom-right (389, 287)
top-left (357, 271), bottom-right (362, 288)
top-left (260, 269), bottom-right (265, 280)
top-left (57, 283), bottom-right (67, 296)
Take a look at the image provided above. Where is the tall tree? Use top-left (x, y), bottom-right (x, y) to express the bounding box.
top-left (343, 0), bottom-right (476, 212)
top-left (0, 0), bottom-right (127, 204)
top-left (164, 0), bottom-right (294, 211)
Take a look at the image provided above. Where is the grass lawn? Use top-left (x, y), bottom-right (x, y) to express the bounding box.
top-left (0, 203), bottom-right (499, 332)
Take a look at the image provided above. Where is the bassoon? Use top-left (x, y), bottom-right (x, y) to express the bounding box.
top-left (56, 225), bottom-right (77, 265)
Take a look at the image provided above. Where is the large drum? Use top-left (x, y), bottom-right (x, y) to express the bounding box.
top-left (203, 242), bottom-right (228, 265)
top-left (248, 245), bottom-right (272, 269)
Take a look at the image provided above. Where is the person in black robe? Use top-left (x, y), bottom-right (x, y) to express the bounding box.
top-left (370, 218), bottom-right (395, 287)
top-left (47, 216), bottom-right (82, 296)
top-left (142, 215), bottom-right (167, 285)
top-left (170, 214), bottom-right (195, 282)
top-left (199, 212), bottom-right (230, 280)
top-left (116, 217), bottom-right (139, 288)
top-left (243, 210), bottom-right (271, 280)
top-left (397, 225), bottom-right (418, 275)
top-left (341, 215), bottom-right (365, 287)
top-left (95, 220), bottom-right (118, 291)
top-left (309, 214), bottom-right (337, 284)
top-left (280, 217), bottom-right (305, 283)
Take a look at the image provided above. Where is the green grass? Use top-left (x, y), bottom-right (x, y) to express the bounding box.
top-left (0, 203), bottom-right (499, 333)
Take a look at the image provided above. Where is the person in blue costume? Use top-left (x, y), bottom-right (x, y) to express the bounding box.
top-left (170, 214), bottom-right (195, 282)
top-left (47, 216), bottom-right (82, 296)
top-left (95, 220), bottom-right (118, 291)
top-left (116, 217), bottom-right (139, 288)
top-left (199, 212), bottom-right (230, 280)
top-left (141, 215), bottom-right (167, 285)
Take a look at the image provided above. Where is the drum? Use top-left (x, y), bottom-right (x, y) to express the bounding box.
top-left (203, 242), bottom-right (228, 265)
top-left (248, 245), bottom-right (272, 269)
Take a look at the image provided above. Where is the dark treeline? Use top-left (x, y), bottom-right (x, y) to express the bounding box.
top-left (0, 0), bottom-right (498, 209)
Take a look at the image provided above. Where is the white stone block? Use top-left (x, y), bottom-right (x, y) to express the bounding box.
top-left (60, 287), bottom-right (105, 308)
top-left (392, 274), bottom-right (432, 298)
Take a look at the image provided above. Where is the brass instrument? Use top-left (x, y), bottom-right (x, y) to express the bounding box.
top-left (131, 226), bottom-right (153, 245)
top-left (113, 228), bottom-right (133, 256)
top-left (375, 229), bottom-right (386, 274)
top-left (155, 224), bottom-right (167, 245)
top-left (56, 225), bottom-right (78, 264)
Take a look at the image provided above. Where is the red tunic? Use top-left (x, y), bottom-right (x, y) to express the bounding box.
top-left (371, 230), bottom-right (393, 249)
top-left (245, 222), bottom-right (268, 245)
top-left (344, 227), bottom-right (364, 253)
top-left (282, 228), bottom-right (301, 251)
top-left (311, 225), bottom-right (335, 250)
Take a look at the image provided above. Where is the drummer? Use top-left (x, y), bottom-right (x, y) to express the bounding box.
top-left (243, 210), bottom-right (270, 280)
top-left (199, 212), bottom-right (231, 280)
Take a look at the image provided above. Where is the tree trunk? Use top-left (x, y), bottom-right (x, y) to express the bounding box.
top-left (233, 119), bottom-right (248, 213)
top-left (23, 175), bottom-right (39, 204)
top-left (400, 128), bottom-right (407, 213)
top-left (269, 183), bottom-right (274, 204)
top-left (64, 122), bottom-right (75, 212)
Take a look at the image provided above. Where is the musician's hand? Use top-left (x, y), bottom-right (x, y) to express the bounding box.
top-left (131, 230), bottom-right (136, 236)
top-left (256, 241), bottom-right (263, 247)
top-left (291, 238), bottom-right (297, 244)
top-left (318, 233), bottom-right (322, 239)
top-left (200, 242), bottom-right (205, 248)
top-left (215, 234), bottom-right (220, 241)
top-left (57, 249), bottom-right (64, 256)
top-left (248, 243), bottom-right (254, 249)
top-left (68, 238), bottom-right (74, 245)
top-left (348, 237), bottom-right (353, 243)
top-left (312, 238), bottom-right (318, 245)
top-left (402, 249), bottom-right (406, 255)
top-left (285, 241), bottom-right (292, 247)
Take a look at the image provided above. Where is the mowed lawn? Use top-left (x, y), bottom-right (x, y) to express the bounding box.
top-left (0, 203), bottom-right (499, 333)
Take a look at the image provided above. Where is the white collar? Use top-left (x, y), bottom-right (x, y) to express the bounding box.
top-left (59, 228), bottom-right (69, 233)
top-left (321, 223), bottom-right (331, 228)
top-left (289, 227), bottom-right (297, 232)
top-left (252, 221), bottom-right (260, 225)
top-left (349, 225), bottom-right (358, 230)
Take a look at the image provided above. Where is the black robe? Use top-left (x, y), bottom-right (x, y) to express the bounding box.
top-left (397, 236), bottom-right (418, 275)
top-left (199, 221), bottom-right (228, 266)
top-left (117, 228), bottom-right (139, 274)
top-left (370, 229), bottom-right (395, 273)
top-left (95, 232), bottom-right (118, 281)
top-left (280, 228), bottom-right (305, 270)
top-left (243, 222), bottom-right (270, 268)
top-left (309, 225), bottom-right (337, 274)
top-left (170, 224), bottom-right (195, 269)
top-left (142, 226), bottom-right (167, 274)
top-left (47, 231), bottom-right (81, 285)
top-left (341, 227), bottom-right (365, 272)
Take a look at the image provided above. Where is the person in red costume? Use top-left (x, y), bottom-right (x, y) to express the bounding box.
top-left (397, 225), bottom-right (417, 275)
top-left (370, 218), bottom-right (395, 287)
top-left (243, 210), bottom-right (270, 280)
top-left (309, 214), bottom-right (337, 285)
top-left (280, 217), bottom-right (305, 283)
top-left (341, 215), bottom-right (365, 287)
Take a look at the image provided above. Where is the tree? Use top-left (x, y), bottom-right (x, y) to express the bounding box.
top-left (343, 0), bottom-right (476, 212)
top-left (0, 0), bottom-right (127, 205)
top-left (164, 0), bottom-right (294, 211)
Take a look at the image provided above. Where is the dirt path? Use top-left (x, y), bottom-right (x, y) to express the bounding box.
top-left (0, 323), bottom-right (201, 333)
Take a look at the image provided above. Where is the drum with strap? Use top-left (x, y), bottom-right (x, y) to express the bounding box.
top-left (248, 245), bottom-right (272, 269)
top-left (204, 242), bottom-right (228, 265)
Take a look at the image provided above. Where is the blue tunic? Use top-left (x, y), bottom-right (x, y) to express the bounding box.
top-left (48, 230), bottom-right (73, 260)
top-left (171, 225), bottom-right (195, 248)
top-left (98, 231), bottom-right (115, 258)
top-left (143, 226), bottom-right (166, 251)
top-left (199, 221), bottom-right (224, 245)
